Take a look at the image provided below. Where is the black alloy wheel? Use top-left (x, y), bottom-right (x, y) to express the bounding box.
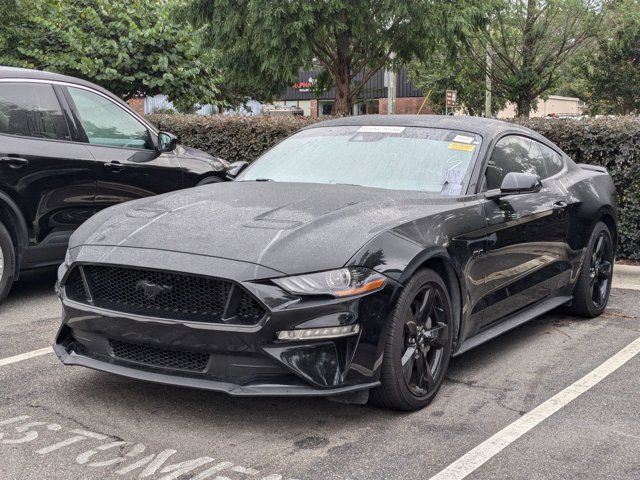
top-left (402, 283), bottom-right (449, 396)
top-left (589, 230), bottom-right (613, 310)
top-left (568, 221), bottom-right (614, 318)
top-left (371, 268), bottom-right (453, 411)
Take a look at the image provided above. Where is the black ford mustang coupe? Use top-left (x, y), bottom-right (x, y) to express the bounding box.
top-left (55, 116), bottom-right (617, 410)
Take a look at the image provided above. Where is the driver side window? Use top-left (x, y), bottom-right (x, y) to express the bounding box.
top-left (485, 135), bottom-right (545, 190)
top-left (66, 87), bottom-right (152, 150)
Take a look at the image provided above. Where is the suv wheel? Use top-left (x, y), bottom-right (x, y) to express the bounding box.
top-left (0, 221), bottom-right (16, 303)
top-left (196, 176), bottom-right (224, 186)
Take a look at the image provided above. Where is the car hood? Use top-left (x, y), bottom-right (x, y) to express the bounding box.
top-left (71, 182), bottom-right (451, 275)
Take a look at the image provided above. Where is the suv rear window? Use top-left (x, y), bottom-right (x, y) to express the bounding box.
top-left (0, 83), bottom-right (70, 140)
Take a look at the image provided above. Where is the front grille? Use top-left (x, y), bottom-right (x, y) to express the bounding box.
top-left (64, 265), bottom-right (266, 325)
top-left (109, 339), bottom-right (210, 372)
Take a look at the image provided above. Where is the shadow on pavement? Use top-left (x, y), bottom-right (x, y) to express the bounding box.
top-left (6, 267), bottom-right (58, 302)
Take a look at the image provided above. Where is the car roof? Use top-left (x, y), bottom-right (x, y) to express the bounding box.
top-left (0, 66), bottom-right (126, 106)
top-left (304, 114), bottom-right (544, 140)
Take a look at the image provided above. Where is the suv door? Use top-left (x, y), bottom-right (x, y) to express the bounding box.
top-left (61, 86), bottom-right (183, 213)
top-left (0, 81), bottom-right (96, 267)
top-left (478, 135), bottom-right (570, 327)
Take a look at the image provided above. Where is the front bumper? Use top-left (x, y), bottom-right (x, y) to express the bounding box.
top-left (55, 246), bottom-right (399, 398)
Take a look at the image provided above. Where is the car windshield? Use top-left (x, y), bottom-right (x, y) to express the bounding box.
top-left (239, 126), bottom-right (482, 195)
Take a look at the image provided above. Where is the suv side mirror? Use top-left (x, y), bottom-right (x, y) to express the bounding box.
top-left (157, 131), bottom-right (178, 153)
top-left (486, 172), bottom-right (542, 199)
top-left (226, 161), bottom-right (249, 180)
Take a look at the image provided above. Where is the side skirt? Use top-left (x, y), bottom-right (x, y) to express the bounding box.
top-left (453, 295), bottom-right (573, 357)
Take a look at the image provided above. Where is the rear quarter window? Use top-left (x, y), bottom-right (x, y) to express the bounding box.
top-left (0, 83), bottom-right (70, 140)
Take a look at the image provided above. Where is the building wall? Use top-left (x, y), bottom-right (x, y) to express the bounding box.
top-left (281, 68), bottom-right (422, 102)
top-left (379, 97), bottom-right (431, 115)
top-left (127, 97), bottom-right (145, 116)
top-left (143, 94), bottom-right (218, 115)
top-left (269, 96), bottom-right (430, 117)
top-left (497, 95), bottom-right (581, 118)
top-left (268, 100), bottom-right (312, 117)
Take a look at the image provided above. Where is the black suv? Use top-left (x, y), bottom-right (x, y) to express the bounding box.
top-left (0, 67), bottom-right (228, 302)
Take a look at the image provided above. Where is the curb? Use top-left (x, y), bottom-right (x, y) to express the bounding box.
top-left (613, 264), bottom-right (640, 291)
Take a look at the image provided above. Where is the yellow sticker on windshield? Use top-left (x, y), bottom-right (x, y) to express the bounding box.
top-left (448, 142), bottom-right (475, 152)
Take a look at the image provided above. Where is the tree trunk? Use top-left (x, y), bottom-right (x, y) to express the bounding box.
top-left (333, 67), bottom-right (351, 116)
top-left (516, 95), bottom-right (533, 117)
top-left (516, 0), bottom-right (537, 118)
top-left (332, 26), bottom-right (352, 116)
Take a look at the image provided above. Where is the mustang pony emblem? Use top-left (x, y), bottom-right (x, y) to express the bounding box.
top-left (135, 280), bottom-right (173, 300)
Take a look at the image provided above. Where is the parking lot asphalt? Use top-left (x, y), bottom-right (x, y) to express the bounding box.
top-left (1, 270), bottom-right (639, 480)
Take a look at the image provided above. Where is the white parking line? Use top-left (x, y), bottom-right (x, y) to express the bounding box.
top-left (0, 347), bottom-right (53, 367)
top-left (430, 335), bottom-right (640, 480)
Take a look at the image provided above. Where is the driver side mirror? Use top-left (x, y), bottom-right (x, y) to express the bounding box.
top-left (157, 131), bottom-right (178, 153)
top-left (486, 172), bottom-right (542, 199)
top-left (226, 161), bottom-right (249, 180)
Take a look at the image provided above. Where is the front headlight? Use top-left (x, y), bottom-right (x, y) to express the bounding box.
top-left (272, 267), bottom-right (386, 298)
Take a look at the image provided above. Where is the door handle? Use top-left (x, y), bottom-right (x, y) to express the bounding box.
top-left (104, 161), bottom-right (125, 172)
top-left (0, 157), bottom-right (29, 168)
top-left (553, 200), bottom-right (568, 210)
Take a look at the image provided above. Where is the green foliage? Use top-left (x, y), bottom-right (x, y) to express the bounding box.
top-left (585, 0), bottom-right (640, 115)
top-left (184, 0), bottom-right (488, 114)
top-left (148, 114), bottom-right (320, 164)
top-left (0, 0), bottom-right (221, 110)
top-left (408, 42), bottom-right (507, 116)
top-left (515, 117), bottom-right (640, 259)
top-left (464, 0), bottom-right (603, 117)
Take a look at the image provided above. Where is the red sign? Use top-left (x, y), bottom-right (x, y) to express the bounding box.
top-left (292, 81), bottom-right (313, 90)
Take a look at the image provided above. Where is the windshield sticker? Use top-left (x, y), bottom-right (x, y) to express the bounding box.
top-left (357, 126), bottom-right (406, 134)
top-left (441, 183), bottom-right (463, 196)
top-left (441, 167), bottom-right (464, 196)
top-left (443, 167), bottom-right (463, 184)
top-left (452, 134), bottom-right (475, 144)
top-left (448, 142), bottom-right (475, 152)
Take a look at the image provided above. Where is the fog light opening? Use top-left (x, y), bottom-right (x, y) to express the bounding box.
top-left (277, 324), bottom-right (360, 341)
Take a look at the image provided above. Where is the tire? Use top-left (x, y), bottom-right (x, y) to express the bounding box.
top-left (0, 221), bottom-right (16, 303)
top-left (370, 268), bottom-right (453, 411)
top-left (196, 176), bottom-right (224, 186)
top-left (567, 221), bottom-right (614, 318)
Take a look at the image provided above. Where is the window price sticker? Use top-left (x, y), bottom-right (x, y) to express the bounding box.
top-left (357, 126), bottom-right (406, 133)
top-left (448, 142), bottom-right (475, 152)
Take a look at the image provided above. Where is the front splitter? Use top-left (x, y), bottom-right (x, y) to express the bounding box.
top-left (53, 344), bottom-right (379, 397)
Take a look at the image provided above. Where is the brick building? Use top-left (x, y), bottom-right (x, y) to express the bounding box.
top-left (268, 68), bottom-right (430, 117)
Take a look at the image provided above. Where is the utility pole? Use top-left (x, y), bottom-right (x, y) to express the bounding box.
top-left (485, 46), bottom-right (492, 118)
top-left (387, 52), bottom-right (397, 114)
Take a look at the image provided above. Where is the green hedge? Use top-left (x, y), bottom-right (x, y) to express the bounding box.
top-left (515, 117), bottom-right (640, 259)
top-left (148, 114), bottom-right (639, 259)
top-left (148, 114), bottom-right (319, 164)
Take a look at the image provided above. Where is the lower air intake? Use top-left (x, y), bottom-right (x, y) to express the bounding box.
top-left (108, 339), bottom-right (210, 372)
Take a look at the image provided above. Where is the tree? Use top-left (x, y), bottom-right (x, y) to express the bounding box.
top-left (464, 0), bottom-right (604, 117)
top-left (0, 0), bottom-right (221, 111)
top-left (408, 41), bottom-right (507, 116)
top-left (585, 0), bottom-right (640, 115)
top-left (184, 0), bottom-right (487, 115)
